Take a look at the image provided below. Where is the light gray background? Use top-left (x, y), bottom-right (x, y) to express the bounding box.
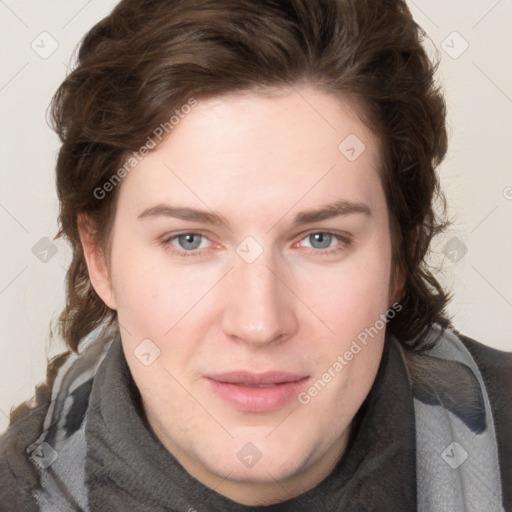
top-left (1, 0), bottom-right (511, 434)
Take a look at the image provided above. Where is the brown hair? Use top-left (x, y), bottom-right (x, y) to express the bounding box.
top-left (51, 0), bottom-right (453, 354)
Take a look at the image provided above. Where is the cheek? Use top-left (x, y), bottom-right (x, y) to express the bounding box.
top-left (109, 240), bottom-right (218, 342)
top-left (297, 239), bottom-right (393, 375)
top-left (109, 215), bottom-right (393, 342)
top-left (108, 239), bottom-right (173, 334)
top-left (300, 237), bottom-right (392, 325)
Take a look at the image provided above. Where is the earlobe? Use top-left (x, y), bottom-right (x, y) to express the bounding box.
top-left (77, 214), bottom-right (117, 310)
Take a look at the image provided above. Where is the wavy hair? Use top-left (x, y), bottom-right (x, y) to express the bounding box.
top-left (50, 0), bottom-right (452, 355)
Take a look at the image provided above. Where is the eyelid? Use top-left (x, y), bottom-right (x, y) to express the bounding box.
top-left (292, 229), bottom-right (352, 254)
top-left (161, 230), bottom-right (214, 255)
top-left (161, 229), bottom-right (352, 256)
top-left (294, 228), bottom-right (352, 243)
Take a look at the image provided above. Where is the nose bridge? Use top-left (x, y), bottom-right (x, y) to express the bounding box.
top-left (221, 242), bottom-right (295, 346)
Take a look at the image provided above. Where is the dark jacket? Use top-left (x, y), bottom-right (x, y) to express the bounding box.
top-left (0, 330), bottom-right (511, 511)
top-left (458, 332), bottom-right (512, 511)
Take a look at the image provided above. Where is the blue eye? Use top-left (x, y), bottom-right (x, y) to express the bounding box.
top-left (160, 230), bottom-right (351, 258)
top-left (305, 232), bottom-right (335, 249)
top-left (162, 232), bottom-right (209, 256)
top-left (297, 231), bottom-right (351, 256)
top-left (176, 233), bottom-right (203, 251)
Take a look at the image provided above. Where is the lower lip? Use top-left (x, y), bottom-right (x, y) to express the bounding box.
top-left (206, 378), bottom-right (309, 413)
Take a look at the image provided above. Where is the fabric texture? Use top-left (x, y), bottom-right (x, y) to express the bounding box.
top-left (0, 323), bottom-right (511, 511)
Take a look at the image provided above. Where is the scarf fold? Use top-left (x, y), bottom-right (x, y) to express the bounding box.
top-left (25, 324), bottom-right (504, 511)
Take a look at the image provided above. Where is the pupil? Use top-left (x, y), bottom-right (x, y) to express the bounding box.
top-left (180, 234), bottom-right (201, 250)
top-left (312, 233), bottom-right (331, 249)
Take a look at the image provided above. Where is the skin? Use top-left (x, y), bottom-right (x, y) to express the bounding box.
top-left (80, 85), bottom-right (404, 506)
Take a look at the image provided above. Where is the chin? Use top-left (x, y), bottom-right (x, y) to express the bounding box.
top-left (203, 436), bottom-right (312, 482)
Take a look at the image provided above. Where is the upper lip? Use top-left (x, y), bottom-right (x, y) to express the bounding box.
top-left (206, 371), bottom-right (308, 385)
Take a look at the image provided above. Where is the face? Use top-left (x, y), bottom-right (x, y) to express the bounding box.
top-left (82, 86), bottom-right (402, 505)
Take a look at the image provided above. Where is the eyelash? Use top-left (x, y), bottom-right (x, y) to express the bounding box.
top-left (160, 230), bottom-right (352, 258)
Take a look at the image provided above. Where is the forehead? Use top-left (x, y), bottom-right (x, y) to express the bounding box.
top-left (116, 86), bottom-right (385, 223)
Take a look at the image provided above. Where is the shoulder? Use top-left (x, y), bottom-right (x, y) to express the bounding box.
top-left (455, 330), bottom-right (512, 410)
top-left (454, 330), bottom-right (512, 510)
top-left (452, 330), bottom-right (512, 425)
top-left (453, 329), bottom-right (512, 417)
top-left (0, 403), bottom-right (47, 510)
top-left (456, 330), bottom-right (512, 374)
top-left (0, 351), bottom-right (71, 510)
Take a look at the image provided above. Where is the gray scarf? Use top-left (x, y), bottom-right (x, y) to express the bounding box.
top-left (25, 324), bottom-right (504, 511)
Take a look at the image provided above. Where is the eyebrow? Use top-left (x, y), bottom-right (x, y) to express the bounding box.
top-left (137, 199), bottom-right (371, 229)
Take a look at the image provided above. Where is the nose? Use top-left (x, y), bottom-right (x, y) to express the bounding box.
top-left (221, 249), bottom-right (297, 348)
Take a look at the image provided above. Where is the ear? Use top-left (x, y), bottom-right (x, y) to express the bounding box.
top-left (77, 214), bottom-right (117, 310)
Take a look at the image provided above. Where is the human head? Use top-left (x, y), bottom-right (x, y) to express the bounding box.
top-left (52, 0), bottom-right (451, 354)
top-left (50, 0), bottom-right (452, 504)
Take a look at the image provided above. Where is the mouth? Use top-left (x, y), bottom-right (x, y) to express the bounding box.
top-left (205, 371), bottom-right (310, 413)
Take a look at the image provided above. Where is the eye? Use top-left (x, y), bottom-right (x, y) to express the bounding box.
top-left (296, 231), bottom-right (351, 256)
top-left (174, 233), bottom-right (205, 251)
top-left (160, 230), bottom-right (351, 258)
top-left (161, 232), bottom-right (212, 257)
top-left (302, 232), bottom-right (335, 249)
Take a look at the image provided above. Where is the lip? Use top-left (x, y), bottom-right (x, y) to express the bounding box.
top-left (205, 371), bottom-right (310, 413)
